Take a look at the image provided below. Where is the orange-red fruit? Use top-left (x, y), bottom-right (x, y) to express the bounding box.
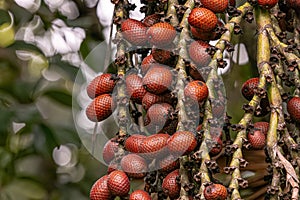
top-left (86, 94), bottom-right (115, 122)
top-left (143, 14), bottom-right (161, 27)
top-left (129, 190), bottom-right (152, 200)
top-left (126, 74), bottom-right (147, 104)
top-left (87, 73), bottom-right (117, 99)
top-left (152, 46), bottom-right (174, 65)
top-left (209, 136), bottom-right (222, 156)
top-left (200, 0), bottom-right (228, 13)
top-left (188, 40), bottom-right (211, 67)
top-left (121, 19), bottom-right (148, 46)
top-left (204, 184), bottom-right (227, 200)
top-left (147, 22), bottom-right (176, 46)
top-left (188, 8), bottom-right (218, 31)
top-left (158, 154), bottom-right (179, 173)
top-left (125, 134), bottom-right (146, 153)
top-left (90, 175), bottom-right (111, 200)
top-left (254, 122), bottom-right (269, 135)
top-left (257, 0), bottom-right (278, 9)
top-left (107, 170), bottom-right (130, 196)
top-left (190, 26), bottom-right (216, 41)
top-left (143, 65), bottom-right (173, 94)
top-left (140, 134), bottom-right (170, 159)
top-left (287, 97), bottom-right (300, 123)
top-left (184, 80), bottom-right (209, 103)
top-left (167, 131), bottom-right (197, 155)
top-left (103, 139), bottom-right (118, 164)
top-left (241, 77), bottom-right (259, 101)
top-left (162, 169), bottom-right (180, 199)
top-left (248, 130), bottom-right (266, 150)
top-left (120, 154), bottom-right (148, 178)
top-left (141, 54), bottom-right (157, 75)
top-left (146, 103), bottom-right (174, 128)
top-left (142, 92), bottom-right (173, 110)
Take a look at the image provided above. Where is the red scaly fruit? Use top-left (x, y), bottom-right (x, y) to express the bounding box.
top-left (90, 175), bottom-right (111, 200)
top-left (87, 73), bottom-right (117, 99)
top-left (107, 162), bottom-right (119, 174)
top-left (143, 65), bottom-right (173, 94)
top-left (209, 136), bottom-right (222, 156)
top-left (86, 94), bottom-right (115, 122)
top-left (147, 22), bottom-right (176, 46)
top-left (167, 131), bottom-right (198, 156)
top-left (107, 170), bottom-right (130, 196)
top-left (141, 54), bottom-right (157, 75)
top-left (186, 63), bottom-right (205, 81)
top-left (158, 154), bottom-right (179, 173)
top-left (125, 134), bottom-right (146, 153)
top-left (162, 169), bottom-right (180, 199)
top-left (142, 92), bottom-right (173, 110)
top-left (102, 139), bottom-right (118, 164)
top-left (184, 80), bottom-right (209, 103)
top-left (287, 97), bottom-right (300, 123)
top-left (204, 183), bottom-right (227, 200)
top-left (130, 190), bottom-right (152, 200)
top-left (143, 14), bottom-right (161, 27)
top-left (146, 103), bottom-right (174, 128)
top-left (120, 154), bottom-right (148, 178)
top-left (241, 77), bottom-right (259, 101)
top-left (200, 0), bottom-right (229, 13)
top-left (140, 134), bottom-right (170, 159)
top-left (121, 19), bottom-right (148, 46)
top-left (254, 121), bottom-right (269, 135)
top-left (190, 26), bottom-right (216, 41)
top-left (248, 130), bottom-right (266, 150)
top-left (257, 0), bottom-right (278, 9)
top-left (151, 44), bottom-right (176, 66)
top-left (188, 8), bottom-right (218, 31)
top-left (188, 40), bottom-right (211, 67)
top-left (126, 74), bottom-right (147, 104)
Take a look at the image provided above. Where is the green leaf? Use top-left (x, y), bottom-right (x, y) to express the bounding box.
top-left (43, 89), bottom-right (72, 107)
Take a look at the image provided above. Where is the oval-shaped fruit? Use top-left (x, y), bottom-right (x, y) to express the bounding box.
top-left (200, 0), bottom-right (229, 13)
top-left (143, 65), bottom-right (173, 94)
top-left (142, 92), bottom-right (173, 110)
top-left (147, 22), bottom-right (176, 46)
top-left (103, 139), bottom-right (118, 164)
top-left (141, 54), bottom-right (157, 75)
top-left (204, 183), bottom-right (227, 200)
top-left (287, 97), bottom-right (300, 123)
top-left (152, 45), bottom-right (175, 65)
top-left (188, 40), bottom-right (211, 67)
top-left (241, 77), bottom-right (259, 101)
top-left (125, 134), bottom-right (146, 153)
top-left (107, 170), bottom-right (130, 196)
top-left (167, 131), bottom-right (197, 156)
top-left (121, 154), bottom-right (148, 178)
top-left (158, 154), bottom-right (179, 173)
top-left (190, 26), bottom-right (216, 41)
top-left (87, 73), bottom-right (117, 99)
top-left (248, 130), bottom-right (266, 150)
top-left (121, 19), bottom-right (148, 46)
top-left (162, 169), bottom-right (180, 199)
top-left (129, 190), bottom-right (152, 200)
top-left (86, 94), bottom-right (115, 122)
top-left (146, 103), bottom-right (174, 128)
top-left (143, 14), bottom-right (161, 27)
top-left (140, 133), bottom-right (170, 159)
top-left (254, 121), bottom-right (269, 135)
top-left (209, 136), bottom-right (222, 156)
top-left (184, 80), bottom-right (209, 103)
top-left (257, 0), bottom-right (278, 9)
top-left (90, 175), bottom-right (111, 200)
top-left (126, 74), bottom-right (147, 104)
top-left (188, 8), bottom-right (218, 31)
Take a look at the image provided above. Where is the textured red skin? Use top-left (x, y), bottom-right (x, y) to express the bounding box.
top-left (254, 122), bottom-right (269, 135)
top-left (121, 19), bottom-right (148, 45)
top-left (125, 134), bottom-right (146, 153)
top-left (257, 0), bottom-right (278, 9)
top-left (129, 190), bottom-right (152, 200)
top-left (184, 80), bottom-right (209, 103)
top-left (147, 22), bottom-right (176, 46)
top-left (162, 169), bottom-right (180, 199)
top-left (146, 103), bottom-right (174, 127)
top-left (241, 77), bottom-right (259, 101)
top-left (86, 94), bottom-right (115, 122)
top-left (190, 26), bottom-right (216, 41)
top-left (287, 97), bottom-right (300, 123)
top-left (143, 65), bottom-right (173, 94)
top-left (209, 136), bottom-right (223, 156)
top-left (188, 8), bottom-right (218, 31)
top-left (143, 14), bottom-right (161, 27)
top-left (107, 170), bottom-right (130, 196)
top-left (158, 154), bottom-right (179, 173)
top-left (90, 175), bottom-right (111, 200)
top-left (126, 74), bottom-right (147, 104)
top-left (140, 133), bottom-right (170, 159)
top-left (204, 184), bottom-right (227, 200)
top-left (188, 40), bottom-right (211, 67)
top-left (248, 130), bottom-right (266, 150)
top-left (167, 131), bottom-right (198, 156)
top-left (87, 73), bottom-right (116, 99)
top-left (200, 0), bottom-right (229, 13)
top-left (102, 139), bottom-right (118, 164)
top-left (141, 54), bottom-right (157, 75)
top-left (120, 154), bottom-right (148, 178)
top-left (142, 92), bottom-right (173, 110)
top-left (151, 46), bottom-right (173, 65)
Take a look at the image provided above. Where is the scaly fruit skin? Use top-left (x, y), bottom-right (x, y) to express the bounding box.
top-left (162, 169), bottom-right (180, 199)
top-left (86, 94), bottom-right (115, 122)
top-left (248, 130), bottom-right (266, 150)
top-left (129, 190), bottom-right (151, 200)
top-left (143, 65), bottom-right (173, 94)
top-left (146, 103), bottom-right (174, 128)
top-left (204, 184), bottom-right (227, 200)
top-left (107, 170), bottom-right (130, 196)
top-left (190, 26), bottom-right (216, 41)
top-left (103, 139), bottom-right (118, 164)
top-left (126, 74), bottom-right (147, 104)
top-left (142, 92), bottom-right (173, 110)
top-left (254, 122), bottom-right (269, 135)
top-left (140, 134), bottom-right (170, 159)
top-left (125, 134), bottom-right (146, 153)
top-left (257, 0), bottom-right (278, 9)
top-left (188, 8), bottom-right (218, 31)
top-left (200, 0), bottom-right (229, 13)
top-left (120, 154), bottom-right (148, 178)
top-left (158, 154), bottom-right (179, 173)
top-left (151, 46), bottom-right (174, 66)
top-left (141, 54), bottom-right (157, 75)
top-left (184, 80), bottom-right (209, 103)
top-left (87, 73), bottom-right (117, 99)
top-left (188, 40), bottom-right (211, 67)
top-left (143, 14), bottom-right (161, 27)
top-left (121, 19), bottom-right (148, 46)
top-left (241, 77), bottom-right (259, 101)
top-left (147, 22), bottom-right (176, 46)
top-left (209, 136), bottom-right (222, 156)
top-left (287, 97), bottom-right (300, 123)
top-left (167, 131), bottom-right (197, 156)
top-left (90, 175), bottom-right (111, 200)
